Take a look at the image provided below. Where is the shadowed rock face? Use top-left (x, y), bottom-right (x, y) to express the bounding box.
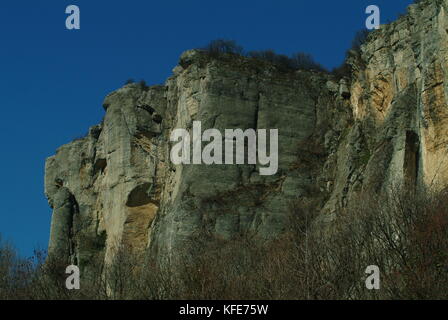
top-left (45, 0), bottom-right (448, 268)
top-left (47, 187), bottom-right (77, 263)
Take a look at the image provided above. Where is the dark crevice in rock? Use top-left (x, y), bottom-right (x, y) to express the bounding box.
top-left (404, 130), bottom-right (420, 190)
top-left (152, 113), bottom-right (163, 124)
top-left (89, 125), bottom-right (102, 140)
top-left (137, 104), bottom-right (155, 114)
top-left (93, 158), bottom-right (107, 175)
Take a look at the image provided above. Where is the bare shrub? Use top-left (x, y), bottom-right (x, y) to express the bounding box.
top-left (202, 39), bottom-right (244, 57)
top-left (200, 39), bottom-right (326, 73)
top-left (2, 186), bottom-right (448, 299)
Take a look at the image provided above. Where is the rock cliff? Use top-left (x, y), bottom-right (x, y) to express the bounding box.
top-left (45, 0), bottom-right (448, 270)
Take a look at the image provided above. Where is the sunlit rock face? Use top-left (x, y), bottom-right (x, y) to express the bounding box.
top-left (350, 0), bottom-right (448, 192)
top-left (45, 0), bottom-right (448, 269)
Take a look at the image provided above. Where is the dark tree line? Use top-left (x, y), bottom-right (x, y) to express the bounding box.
top-left (200, 30), bottom-right (371, 77)
top-left (123, 29), bottom-right (373, 86)
top-left (200, 39), bottom-right (326, 72)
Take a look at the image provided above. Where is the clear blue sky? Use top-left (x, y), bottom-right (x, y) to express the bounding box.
top-left (0, 0), bottom-right (414, 256)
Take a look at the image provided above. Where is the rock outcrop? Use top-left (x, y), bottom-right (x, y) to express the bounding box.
top-left (45, 0), bottom-right (448, 270)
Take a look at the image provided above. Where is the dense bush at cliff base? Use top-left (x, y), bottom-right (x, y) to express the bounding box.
top-left (1, 186), bottom-right (448, 300)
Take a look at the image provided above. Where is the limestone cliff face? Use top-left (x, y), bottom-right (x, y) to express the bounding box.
top-left (349, 0), bottom-right (448, 192)
top-left (326, 0), bottom-right (448, 215)
top-left (45, 0), bottom-right (448, 268)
